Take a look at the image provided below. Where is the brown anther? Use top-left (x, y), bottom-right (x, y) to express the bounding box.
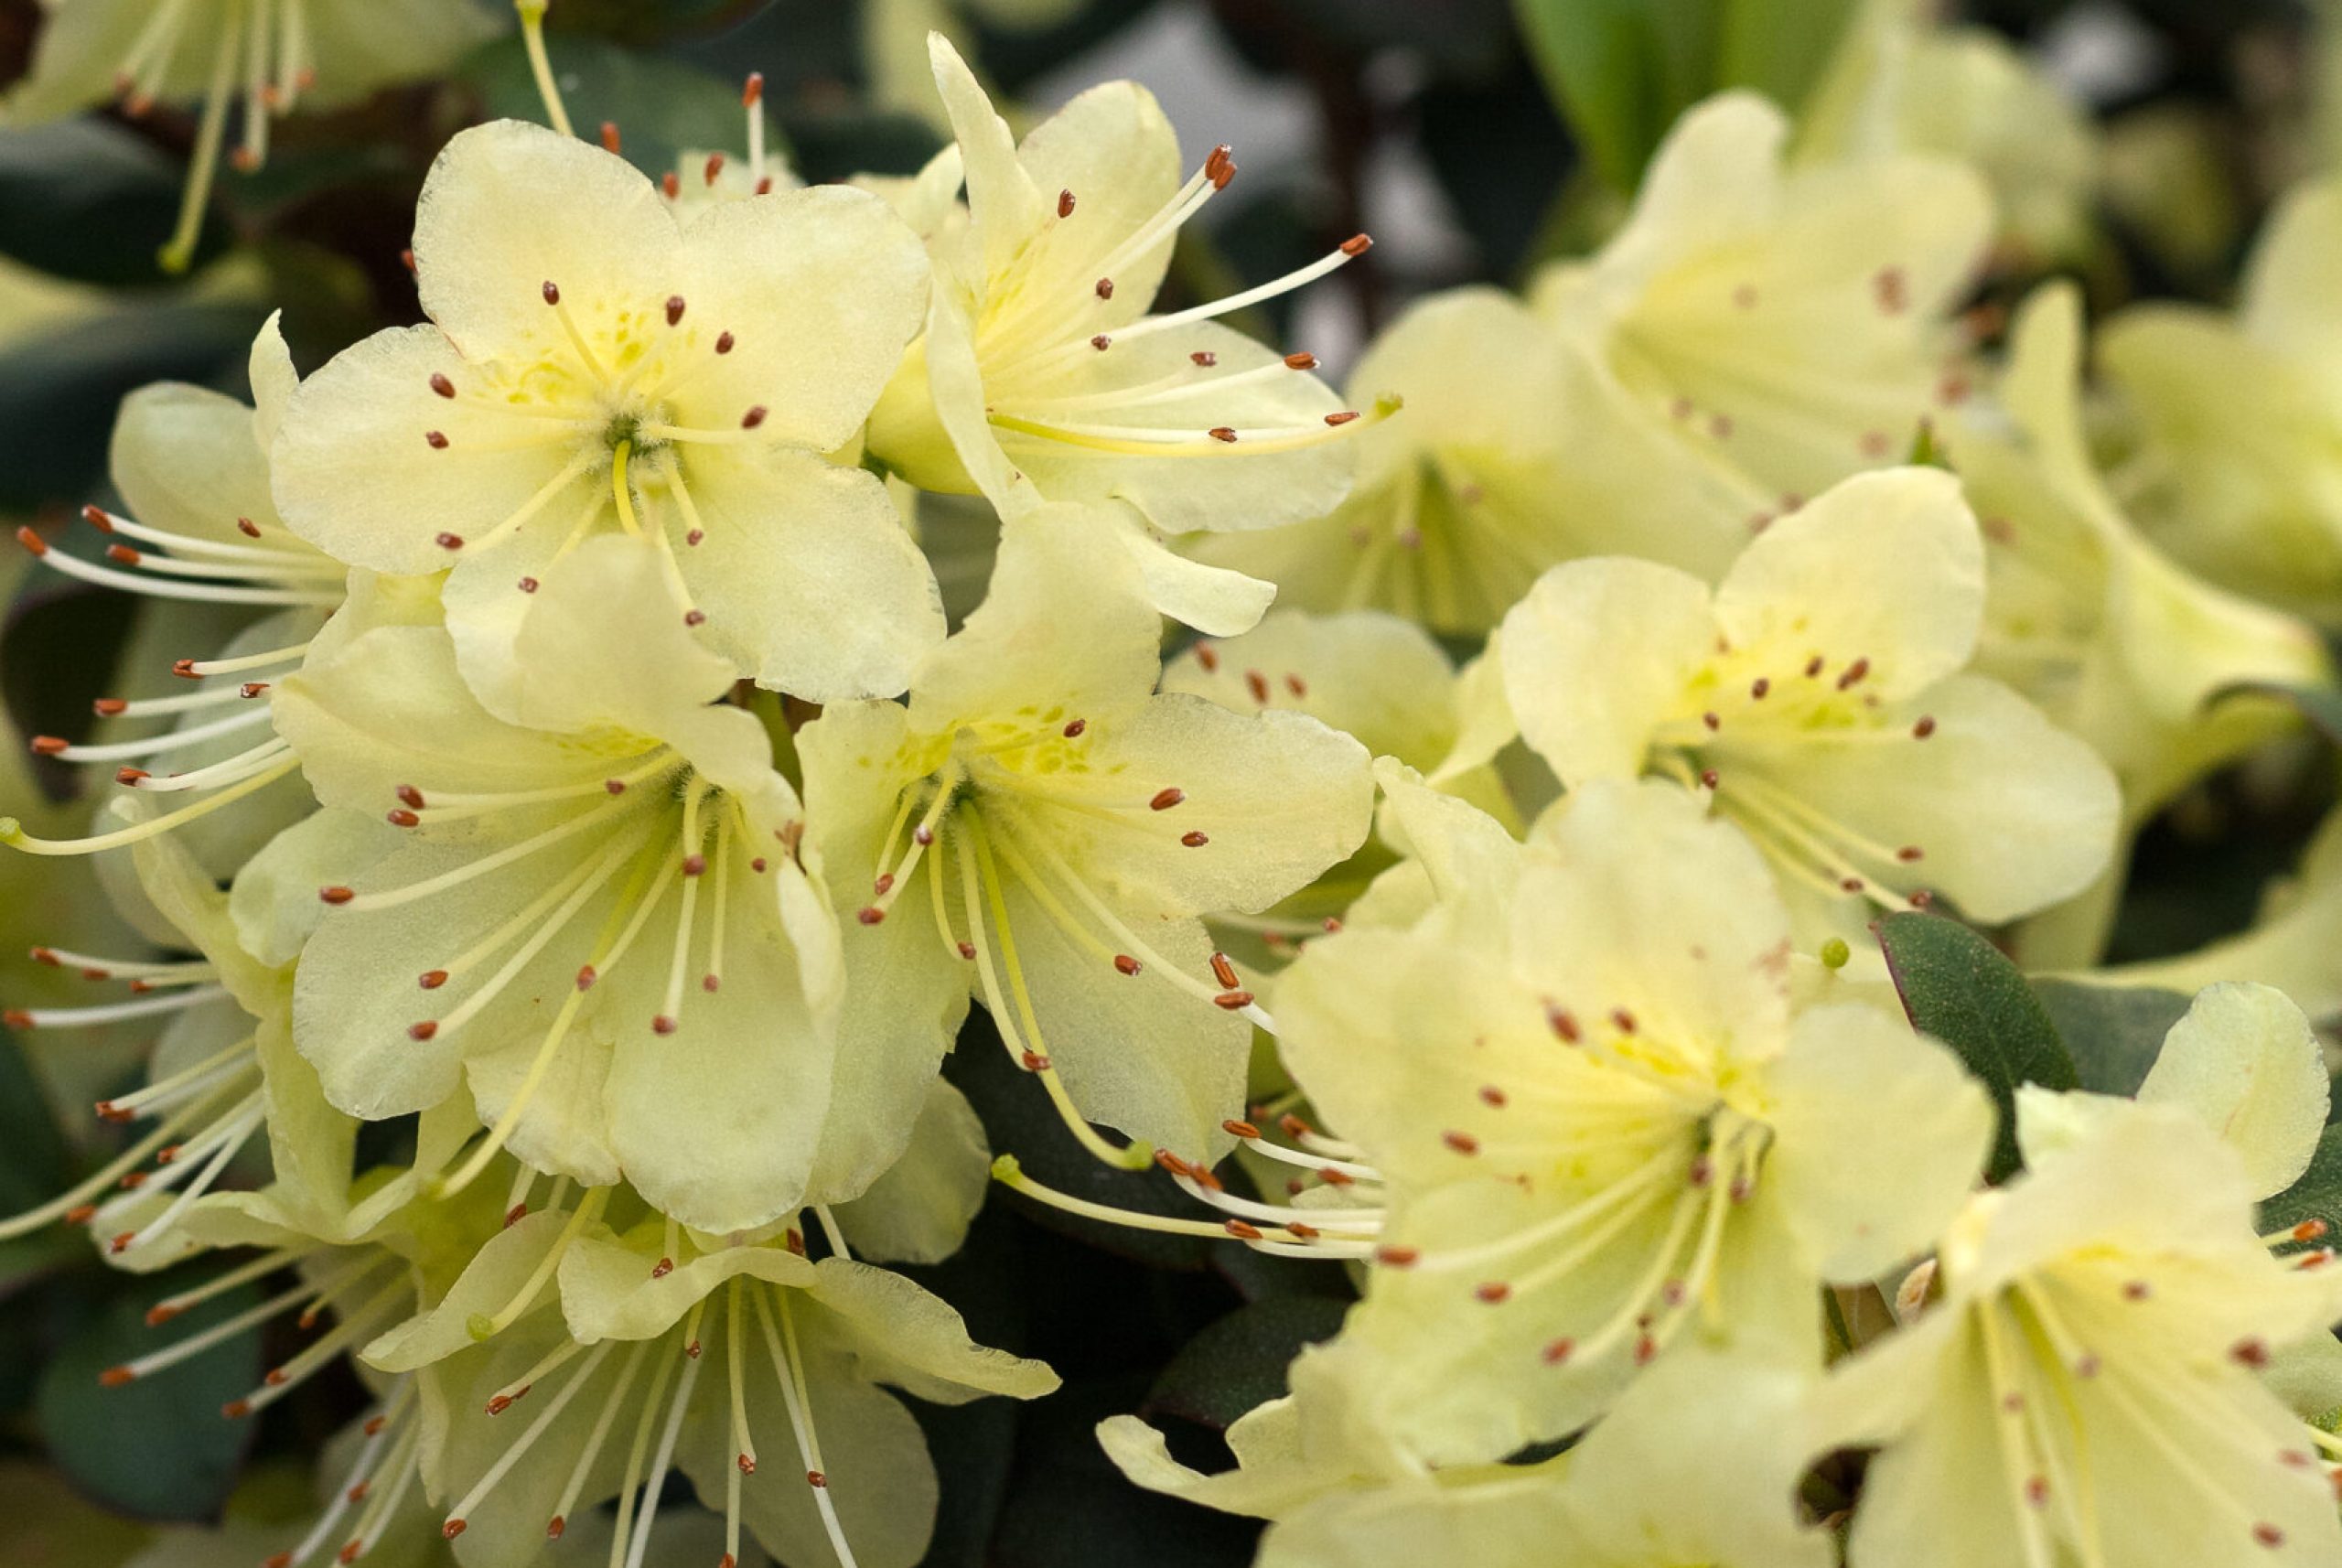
top-left (29, 736), bottom-right (68, 756)
top-left (27, 948), bottom-right (58, 966)
top-left (1323, 411), bottom-right (1359, 426)
top-left (1213, 990), bottom-right (1254, 1010)
top-left (541, 280), bottom-right (560, 305)
top-left (743, 72), bottom-right (764, 106)
top-left (1634, 1333), bottom-right (1658, 1365)
top-left (1909, 889), bottom-right (1935, 909)
top-left (575, 965), bottom-right (597, 991)
top-left (430, 372), bottom-right (457, 399)
top-left (1222, 1118), bottom-right (1261, 1140)
top-left (504, 1203), bottom-right (527, 1227)
top-left (666, 295), bottom-right (686, 326)
top-left (600, 121), bottom-right (621, 154)
top-left (396, 784), bottom-right (425, 810)
top-left (265, 1369), bottom-right (288, 1387)
top-left (1750, 678), bottom-right (1769, 700)
top-left (1153, 1149), bottom-right (1195, 1179)
top-left (650, 1256), bottom-right (674, 1279)
top-left (1803, 655), bottom-right (1825, 678)
top-left (1209, 426), bottom-right (1238, 443)
top-left (1610, 1008), bottom-right (1637, 1035)
top-left (741, 405), bottom-right (768, 429)
top-left (1339, 233), bottom-right (1372, 256)
top-left (1699, 768), bottom-right (1720, 789)
top-left (223, 1399), bottom-right (252, 1419)
top-left (807, 1471), bottom-right (828, 1488)
top-left (914, 824), bottom-right (935, 845)
top-left (1058, 188), bottom-right (1076, 218)
top-left (1896, 845), bottom-right (1924, 863)
top-left (1094, 277), bottom-right (1114, 300)
top-left (1319, 1166), bottom-right (1355, 1187)
top-left (686, 529), bottom-right (704, 546)
top-left (1090, 334), bottom-right (1112, 351)
top-left (2296, 1220), bottom-right (2331, 1241)
top-left (682, 854), bottom-right (707, 877)
top-left (750, 856), bottom-right (768, 872)
top-left (1204, 144), bottom-right (1231, 183)
top-left (1474, 1282), bottom-right (1510, 1305)
top-left (856, 907), bottom-right (886, 926)
top-left (702, 974), bottom-right (720, 993)
top-left (1190, 350), bottom-right (1218, 368)
top-left (1547, 1005), bottom-right (1581, 1043)
top-left (240, 682), bottom-right (272, 701)
top-left (1284, 673), bottom-right (1307, 697)
top-left (1243, 669), bottom-right (1271, 704)
top-left (1283, 351), bottom-right (1318, 371)
top-left (1541, 1337), bottom-right (1574, 1366)
top-left (518, 576), bottom-right (539, 593)
top-left (100, 1366), bottom-right (135, 1388)
top-left (1223, 1219), bottom-right (1263, 1240)
top-left (2233, 1337), bottom-right (2272, 1368)
top-left (12, 524), bottom-right (48, 558)
top-left (172, 659), bottom-right (199, 679)
top-left (2254, 1524), bottom-right (2287, 1549)
top-left (237, 516), bottom-right (263, 538)
top-left (486, 1392), bottom-right (515, 1415)
top-left (1181, 831), bottom-right (1209, 847)
top-left (1840, 877), bottom-right (1865, 894)
top-left (319, 886), bottom-right (355, 905)
top-left (408, 1021), bottom-right (438, 1041)
top-left (957, 940), bottom-right (976, 960)
top-left (1479, 1085), bottom-right (1508, 1108)
top-left (1113, 954), bottom-right (1142, 976)
top-left (1702, 711), bottom-right (1721, 732)
top-left (1443, 1130), bottom-right (1480, 1155)
top-left (63, 1204), bottom-right (95, 1224)
top-left (2, 1009), bottom-right (33, 1031)
top-left (738, 1452), bottom-right (757, 1474)
top-left (1152, 787), bottom-right (1187, 811)
top-left (704, 152), bottom-right (725, 186)
top-left (662, 171), bottom-right (682, 199)
top-left (1836, 657), bottom-right (1872, 691)
top-left (1209, 951), bottom-right (1240, 988)
top-left (716, 330), bottom-right (736, 354)
top-left (1020, 1050), bottom-right (1050, 1072)
top-left (1375, 1245), bottom-right (1419, 1267)
top-left (425, 431), bottom-right (449, 449)
top-left (651, 1015), bottom-right (678, 1035)
top-left (547, 1520), bottom-right (566, 1540)
top-left (386, 809), bottom-right (420, 829)
top-left (106, 542), bottom-right (142, 565)
top-left (1287, 1221), bottom-right (1320, 1240)
top-left (1913, 715), bottom-right (1937, 739)
top-left (401, 248), bottom-right (417, 274)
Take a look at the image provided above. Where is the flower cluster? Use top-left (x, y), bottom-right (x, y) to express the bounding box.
top-left (6, 8), bottom-right (2342, 1568)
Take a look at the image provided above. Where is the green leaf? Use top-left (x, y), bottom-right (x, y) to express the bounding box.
top-left (1877, 912), bottom-right (2076, 1182)
top-left (2030, 981), bottom-right (2193, 1099)
top-left (1511, 0), bottom-right (1717, 193)
top-left (2262, 1123), bottom-right (2342, 1257)
top-left (35, 1270), bottom-right (263, 1522)
top-left (461, 33), bottom-right (781, 186)
top-left (1509, 0), bottom-right (1860, 193)
top-left (1144, 1296), bottom-right (1348, 1431)
top-left (0, 121), bottom-right (231, 287)
top-left (0, 300), bottom-right (268, 513)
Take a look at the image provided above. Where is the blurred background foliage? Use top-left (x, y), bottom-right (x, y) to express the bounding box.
top-left (0, 0), bottom-right (2338, 1562)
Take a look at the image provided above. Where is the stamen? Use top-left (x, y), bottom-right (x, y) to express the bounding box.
top-left (515, 0), bottom-right (575, 138)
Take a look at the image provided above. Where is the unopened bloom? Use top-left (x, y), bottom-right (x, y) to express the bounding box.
top-left (417, 1217), bottom-right (1057, 1568)
top-left (865, 34), bottom-right (1389, 631)
top-left (1530, 91), bottom-right (1992, 513)
top-left (5, 0), bottom-right (502, 270)
top-left (1185, 287), bottom-right (1756, 635)
top-left (270, 119), bottom-right (940, 710)
top-left (271, 534), bottom-right (843, 1234)
top-left (1273, 779), bottom-right (1992, 1463)
top-left (1813, 1102), bottom-right (2342, 1568)
top-left (1499, 467), bottom-right (2120, 938)
top-left (798, 505), bottom-right (1373, 1183)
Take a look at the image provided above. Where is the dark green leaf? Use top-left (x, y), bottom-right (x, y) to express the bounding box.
top-left (2263, 1124), bottom-right (2342, 1259)
top-left (0, 120), bottom-right (231, 287)
top-left (0, 301), bottom-right (268, 513)
top-left (2031, 981), bottom-right (2192, 1098)
top-left (1877, 911), bottom-right (2075, 1182)
top-left (1511, 0), bottom-right (1716, 193)
top-left (1144, 1296), bottom-right (1348, 1431)
top-left (463, 34), bottom-right (781, 187)
top-left (36, 1270), bottom-right (263, 1521)
top-left (1715, 0), bottom-right (1863, 121)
